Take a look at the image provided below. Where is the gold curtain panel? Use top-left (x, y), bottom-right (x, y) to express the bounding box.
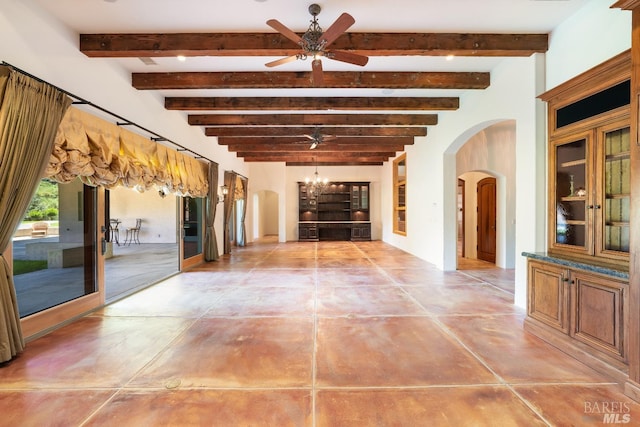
top-left (45, 107), bottom-right (208, 197)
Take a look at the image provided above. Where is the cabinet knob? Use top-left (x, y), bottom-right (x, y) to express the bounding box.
top-left (595, 204), bottom-right (601, 209)
top-left (587, 205), bottom-right (594, 209)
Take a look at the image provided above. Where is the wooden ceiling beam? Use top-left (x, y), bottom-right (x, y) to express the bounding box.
top-left (238, 153), bottom-right (393, 162)
top-left (80, 33), bottom-right (548, 57)
top-left (132, 71), bottom-right (489, 90)
top-left (166, 97), bottom-right (459, 111)
top-left (205, 126), bottom-right (425, 137)
top-left (226, 144), bottom-right (406, 152)
top-left (189, 113), bottom-right (438, 126)
top-left (286, 161), bottom-right (384, 166)
top-left (217, 136), bottom-right (414, 145)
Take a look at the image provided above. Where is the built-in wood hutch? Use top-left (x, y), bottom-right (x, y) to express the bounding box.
top-left (298, 181), bottom-right (371, 241)
top-left (523, 50), bottom-right (632, 384)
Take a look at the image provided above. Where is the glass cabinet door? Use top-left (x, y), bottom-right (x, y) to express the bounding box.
top-left (598, 124), bottom-right (630, 255)
top-left (553, 134), bottom-right (591, 253)
top-left (360, 185), bottom-right (369, 210)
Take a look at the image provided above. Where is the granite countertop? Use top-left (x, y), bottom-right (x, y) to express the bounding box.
top-left (522, 252), bottom-right (629, 280)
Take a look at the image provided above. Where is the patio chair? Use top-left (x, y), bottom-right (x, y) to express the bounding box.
top-left (123, 218), bottom-right (142, 246)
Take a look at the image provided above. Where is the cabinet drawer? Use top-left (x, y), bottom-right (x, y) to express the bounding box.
top-left (528, 261), bottom-right (569, 333)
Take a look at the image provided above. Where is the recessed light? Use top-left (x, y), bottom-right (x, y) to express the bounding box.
top-left (446, 55), bottom-right (455, 61)
top-left (177, 55), bottom-right (186, 62)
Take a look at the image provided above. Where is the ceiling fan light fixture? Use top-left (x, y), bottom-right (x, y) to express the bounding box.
top-left (310, 141), bottom-right (318, 150)
top-left (265, 4), bottom-right (368, 85)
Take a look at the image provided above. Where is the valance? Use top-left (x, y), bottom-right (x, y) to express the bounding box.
top-left (45, 107), bottom-right (208, 197)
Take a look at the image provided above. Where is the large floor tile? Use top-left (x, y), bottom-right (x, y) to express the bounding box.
top-left (515, 384), bottom-right (640, 425)
top-left (404, 282), bottom-right (520, 316)
top-left (317, 257), bottom-right (374, 269)
top-left (98, 281), bottom-right (224, 317)
top-left (86, 389), bottom-right (312, 426)
top-left (317, 286), bottom-right (425, 316)
top-left (316, 316), bottom-right (497, 387)
top-left (316, 387), bottom-right (547, 427)
top-left (0, 390), bottom-right (115, 427)
top-left (204, 286), bottom-right (314, 317)
top-left (317, 268), bottom-right (395, 287)
top-left (239, 269), bottom-right (317, 287)
top-left (439, 314), bottom-right (614, 384)
top-left (130, 317), bottom-right (314, 388)
top-left (1, 316), bottom-right (190, 388)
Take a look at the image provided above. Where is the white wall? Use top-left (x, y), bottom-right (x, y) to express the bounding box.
top-left (546, 0), bottom-right (630, 89)
top-left (109, 186), bottom-right (178, 244)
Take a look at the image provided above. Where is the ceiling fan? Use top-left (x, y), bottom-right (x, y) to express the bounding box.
top-left (297, 127), bottom-right (337, 150)
top-left (265, 4), bottom-right (369, 86)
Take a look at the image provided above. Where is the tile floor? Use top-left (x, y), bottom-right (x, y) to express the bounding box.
top-left (1, 240), bottom-right (638, 426)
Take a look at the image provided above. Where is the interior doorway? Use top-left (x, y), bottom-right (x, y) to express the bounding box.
top-left (457, 179), bottom-right (465, 258)
top-left (477, 177), bottom-right (497, 263)
top-left (253, 190), bottom-right (279, 242)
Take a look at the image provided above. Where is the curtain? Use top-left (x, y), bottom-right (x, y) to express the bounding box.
top-left (237, 176), bottom-right (248, 247)
top-left (223, 171), bottom-right (237, 254)
top-left (204, 162), bottom-right (219, 261)
top-left (0, 67), bottom-right (71, 363)
top-left (46, 107), bottom-right (209, 197)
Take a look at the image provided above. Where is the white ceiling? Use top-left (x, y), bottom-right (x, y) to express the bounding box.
top-left (28, 0), bottom-right (594, 121)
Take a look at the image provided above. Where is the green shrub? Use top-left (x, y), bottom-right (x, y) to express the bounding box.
top-left (26, 209), bottom-right (44, 221)
top-left (45, 207), bottom-right (58, 220)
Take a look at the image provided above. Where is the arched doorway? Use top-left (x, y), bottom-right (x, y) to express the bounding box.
top-left (253, 190), bottom-right (279, 242)
top-left (449, 120), bottom-right (516, 270)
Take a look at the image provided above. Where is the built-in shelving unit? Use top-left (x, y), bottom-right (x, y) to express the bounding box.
top-left (298, 182), bottom-right (371, 241)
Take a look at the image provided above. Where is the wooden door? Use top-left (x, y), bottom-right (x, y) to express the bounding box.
top-left (458, 179), bottom-right (465, 258)
top-left (477, 177), bottom-right (496, 263)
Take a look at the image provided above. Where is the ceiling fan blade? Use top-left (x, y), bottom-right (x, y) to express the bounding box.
top-left (309, 141), bottom-right (319, 150)
top-left (328, 50), bottom-right (369, 67)
top-left (320, 13), bottom-right (355, 48)
top-left (265, 55), bottom-right (299, 67)
top-left (312, 58), bottom-right (324, 86)
top-left (266, 19), bottom-right (302, 45)
top-left (324, 135), bottom-right (338, 142)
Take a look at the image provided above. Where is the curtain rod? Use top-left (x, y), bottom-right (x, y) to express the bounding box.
top-left (1, 61), bottom-right (214, 164)
top-left (227, 170), bottom-right (248, 180)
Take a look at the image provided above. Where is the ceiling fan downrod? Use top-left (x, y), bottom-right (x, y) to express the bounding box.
top-left (300, 3), bottom-right (325, 58)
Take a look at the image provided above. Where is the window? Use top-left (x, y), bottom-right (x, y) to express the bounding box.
top-left (393, 154), bottom-right (407, 235)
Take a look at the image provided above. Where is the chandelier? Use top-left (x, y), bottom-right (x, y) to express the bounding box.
top-left (305, 160), bottom-right (329, 195)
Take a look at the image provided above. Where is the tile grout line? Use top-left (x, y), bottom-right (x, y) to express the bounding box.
top-left (362, 248), bottom-right (555, 426)
top-left (312, 241), bottom-right (318, 427)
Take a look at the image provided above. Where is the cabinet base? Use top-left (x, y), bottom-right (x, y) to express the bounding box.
top-left (624, 379), bottom-right (640, 402)
top-left (524, 317), bottom-right (628, 385)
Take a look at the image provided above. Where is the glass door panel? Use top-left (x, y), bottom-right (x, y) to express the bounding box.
top-left (601, 125), bottom-right (630, 254)
top-left (12, 178), bottom-right (97, 318)
top-left (183, 196), bottom-right (203, 259)
top-left (554, 137), bottom-right (589, 250)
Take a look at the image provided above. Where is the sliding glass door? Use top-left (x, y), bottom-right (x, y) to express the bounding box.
top-left (12, 178), bottom-right (97, 317)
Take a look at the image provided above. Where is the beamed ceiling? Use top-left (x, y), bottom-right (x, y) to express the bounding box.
top-left (32, 0), bottom-right (592, 166)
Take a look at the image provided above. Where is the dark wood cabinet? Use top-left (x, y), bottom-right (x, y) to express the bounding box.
top-left (298, 182), bottom-right (371, 241)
